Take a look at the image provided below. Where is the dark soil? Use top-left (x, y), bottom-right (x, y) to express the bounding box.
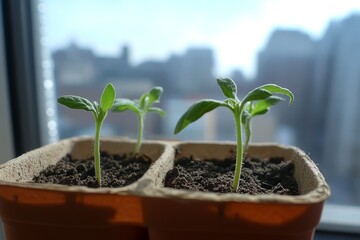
top-left (164, 155), bottom-right (299, 195)
top-left (32, 152), bottom-right (152, 188)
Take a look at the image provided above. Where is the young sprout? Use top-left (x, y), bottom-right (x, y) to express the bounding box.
top-left (174, 77), bottom-right (294, 193)
top-left (242, 96), bottom-right (284, 153)
top-left (57, 83), bottom-right (116, 186)
top-left (112, 87), bottom-right (165, 155)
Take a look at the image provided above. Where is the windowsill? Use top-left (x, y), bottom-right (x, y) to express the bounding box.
top-left (318, 203), bottom-right (360, 234)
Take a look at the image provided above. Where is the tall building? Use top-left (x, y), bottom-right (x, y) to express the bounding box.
top-left (165, 47), bottom-right (215, 95)
top-left (317, 14), bottom-right (360, 193)
top-left (256, 15), bottom-right (360, 203)
top-left (52, 42), bottom-right (97, 86)
top-left (256, 29), bottom-right (315, 150)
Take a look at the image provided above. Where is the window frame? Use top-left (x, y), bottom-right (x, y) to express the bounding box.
top-left (0, 0), bottom-right (14, 162)
top-left (2, 0), bottom-right (42, 155)
top-left (1, 0), bottom-right (57, 156)
top-left (318, 204), bottom-right (360, 234)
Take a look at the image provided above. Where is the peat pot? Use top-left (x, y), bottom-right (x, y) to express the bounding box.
top-left (141, 141), bottom-right (331, 240)
top-left (0, 137), bottom-right (174, 240)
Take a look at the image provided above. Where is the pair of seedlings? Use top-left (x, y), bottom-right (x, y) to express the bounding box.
top-left (58, 84), bottom-right (165, 186)
top-left (59, 78), bottom-right (293, 191)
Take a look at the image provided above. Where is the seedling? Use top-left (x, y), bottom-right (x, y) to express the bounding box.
top-left (112, 87), bottom-right (165, 155)
top-left (174, 77), bottom-right (293, 192)
top-left (57, 83), bottom-right (116, 186)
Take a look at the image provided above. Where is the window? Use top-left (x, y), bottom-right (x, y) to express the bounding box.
top-left (0, 2), bottom-right (13, 162)
top-left (3, 0), bottom-right (360, 238)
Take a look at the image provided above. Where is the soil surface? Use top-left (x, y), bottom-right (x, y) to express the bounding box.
top-left (32, 152), bottom-right (152, 188)
top-left (164, 155), bottom-right (299, 195)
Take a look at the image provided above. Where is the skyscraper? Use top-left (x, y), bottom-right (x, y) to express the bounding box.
top-left (256, 29), bottom-right (315, 149)
top-left (318, 14), bottom-right (360, 189)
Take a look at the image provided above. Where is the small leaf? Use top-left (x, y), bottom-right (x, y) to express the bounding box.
top-left (174, 100), bottom-right (226, 134)
top-left (216, 77), bottom-right (237, 99)
top-left (139, 92), bottom-right (149, 109)
top-left (252, 108), bottom-right (268, 116)
top-left (57, 96), bottom-right (94, 112)
top-left (148, 87), bottom-right (163, 104)
top-left (251, 96), bottom-right (284, 116)
top-left (112, 98), bottom-right (140, 113)
top-left (260, 84), bottom-right (294, 103)
top-left (100, 83), bottom-right (116, 111)
top-left (148, 107), bottom-right (166, 117)
top-left (243, 88), bottom-right (272, 103)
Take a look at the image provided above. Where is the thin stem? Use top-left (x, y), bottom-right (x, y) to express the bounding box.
top-left (134, 112), bottom-right (144, 155)
top-left (232, 104), bottom-right (244, 193)
top-left (94, 119), bottom-right (102, 186)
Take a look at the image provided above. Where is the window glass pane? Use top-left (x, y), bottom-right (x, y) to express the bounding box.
top-left (41, 0), bottom-right (360, 209)
top-left (0, 9), bottom-right (14, 161)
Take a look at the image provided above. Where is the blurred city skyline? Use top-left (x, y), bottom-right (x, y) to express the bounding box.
top-left (43, 0), bottom-right (360, 78)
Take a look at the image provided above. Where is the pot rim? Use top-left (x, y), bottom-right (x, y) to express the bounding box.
top-left (0, 136), bottom-right (174, 196)
top-left (139, 140), bottom-right (331, 205)
top-left (0, 138), bottom-right (331, 204)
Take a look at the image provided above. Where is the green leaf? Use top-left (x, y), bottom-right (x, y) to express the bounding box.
top-left (100, 83), bottom-right (116, 111)
top-left (243, 88), bottom-right (272, 103)
top-left (139, 92), bottom-right (149, 109)
top-left (148, 107), bottom-right (166, 117)
top-left (148, 87), bottom-right (163, 104)
top-left (251, 96), bottom-right (284, 116)
top-left (216, 77), bottom-right (237, 99)
top-left (260, 84), bottom-right (294, 103)
top-left (57, 96), bottom-right (94, 112)
top-left (252, 108), bottom-right (269, 116)
top-left (174, 100), bottom-right (226, 134)
top-left (112, 98), bottom-right (140, 113)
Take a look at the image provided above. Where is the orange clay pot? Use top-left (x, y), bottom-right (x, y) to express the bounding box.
top-left (141, 142), bottom-right (331, 240)
top-left (0, 137), bottom-right (174, 240)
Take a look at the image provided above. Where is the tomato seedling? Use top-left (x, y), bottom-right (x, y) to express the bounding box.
top-left (57, 83), bottom-right (116, 186)
top-left (174, 78), bottom-right (294, 192)
top-left (112, 86), bottom-right (165, 155)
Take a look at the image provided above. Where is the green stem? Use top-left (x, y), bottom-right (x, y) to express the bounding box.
top-left (244, 119), bottom-right (251, 154)
top-left (232, 105), bottom-right (244, 193)
top-left (134, 113), bottom-right (144, 155)
top-left (94, 119), bottom-right (102, 186)
top-left (93, 111), bottom-right (107, 187)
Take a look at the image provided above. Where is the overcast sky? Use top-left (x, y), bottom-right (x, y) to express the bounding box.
top-left (43, 0), bottom-right (360, 78)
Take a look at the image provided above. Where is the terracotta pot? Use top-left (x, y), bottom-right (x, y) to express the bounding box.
top-left (141, 142), bottom-right (331, 240)
top-left (0, 137), bottom-right (174, 240)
